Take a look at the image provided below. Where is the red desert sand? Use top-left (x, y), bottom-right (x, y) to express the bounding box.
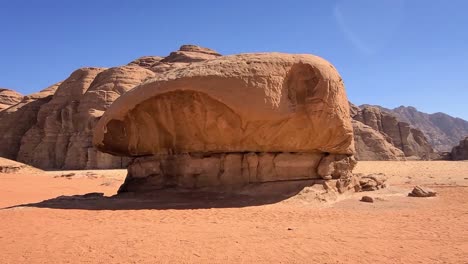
top-left (1, 158), bottom-right (467, 264)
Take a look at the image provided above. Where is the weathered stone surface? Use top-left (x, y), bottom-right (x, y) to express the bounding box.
top-left (451, 137), bottom-right (468, 160)
top-left (94, 50), bottom-right (355, 191)
top-left (352, 120), bottom-right (405, 161)
top-left (2, 45), bottom-right (356, 178)
top-left (0, 45), bottom-right (230, 169)
top-left (17, 66), bottom-right (155, 169)
top-left (357, 173), bottom-right (387, 191)
top-left (317, 154), bottom-right (357, 180)
top-left (127, 56), bottom-right (163, 69)
top-left (0, 88), bottom-right (23, 111)
top-left (120, 152), bottom-right (360, 192)
top-left (0, 83), bottom-right (60, 160)
top-left (161, 44), bottom-right (221, 63)
top-left (352, 105), bottom-right (434, 158)
top-left (95, 53), bottom-right (354, 156)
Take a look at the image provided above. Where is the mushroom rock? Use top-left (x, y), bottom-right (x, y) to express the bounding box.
top-left (93, 52), bottom-right (356, 192)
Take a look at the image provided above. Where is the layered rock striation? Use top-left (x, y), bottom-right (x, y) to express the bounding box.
top-left (0, 88), bottom-right (23, 111)
top-left (0, 84), bottom-right (59, 160)
top-left (16, 66), bottom-right (155, 169)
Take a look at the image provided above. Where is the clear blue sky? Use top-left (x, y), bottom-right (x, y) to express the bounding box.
top-left (1, 0), bottom-right (467, 119)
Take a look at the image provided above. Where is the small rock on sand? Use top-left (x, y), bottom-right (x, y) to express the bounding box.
top-left (408, 186), bottom-right (437, 197)
top-left (360, 196), bottom-right (374, 203)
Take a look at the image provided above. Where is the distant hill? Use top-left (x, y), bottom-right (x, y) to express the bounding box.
top-left (360, 105), bottom-right (468, 152)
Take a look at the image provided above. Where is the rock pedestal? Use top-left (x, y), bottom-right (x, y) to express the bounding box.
top-left (119, 153), bottom-right (356, 192)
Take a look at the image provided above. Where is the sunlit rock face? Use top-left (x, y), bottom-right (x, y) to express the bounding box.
top-left (0, 88), bottom-right (23, 111)
top-left (93, 48), bottom-right (356, 191)
top-left (16, 66), bottom-right (155, 169)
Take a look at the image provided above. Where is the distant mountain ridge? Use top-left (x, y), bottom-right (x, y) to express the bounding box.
top-left (360, 105), bottom-right (468, 152)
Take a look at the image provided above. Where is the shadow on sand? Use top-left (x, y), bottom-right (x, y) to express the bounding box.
top-left (3, 180), bottom-right (325, 210)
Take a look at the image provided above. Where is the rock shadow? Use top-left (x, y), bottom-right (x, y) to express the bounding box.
top-left (3, 180), bottom-right (326, 210)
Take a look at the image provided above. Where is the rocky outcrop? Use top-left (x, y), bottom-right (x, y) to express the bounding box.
top-left (16, 66), bottom-right (155, 169)
top-left (451, 137), bottom-right (468, 160)
top-left (0, 88), bottom-right (23, 111)
top-left (127, 56), bottom-right (163, 68)
top-left (352, 105), bottom-right (434, 159)
top-left (365, 105), bottom-right (468, 152)
top-left (352, 120), bottom-right (405, 160)
top-left (161, 44), bottom-right (221, 63)
top-left (94, 51), bottom-right (356, 191)
top-left (0, 83), bottom-right (60, 160)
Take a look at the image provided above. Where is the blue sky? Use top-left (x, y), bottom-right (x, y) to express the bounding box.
top-left (1, 0), bottom-right (467, 119)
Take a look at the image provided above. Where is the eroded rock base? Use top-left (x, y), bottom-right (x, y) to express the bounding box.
top-left (118, 152), bottom-right (356, 193)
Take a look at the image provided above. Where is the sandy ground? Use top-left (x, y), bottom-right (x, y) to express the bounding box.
top-left (1, 160), bottom-right (467, 264)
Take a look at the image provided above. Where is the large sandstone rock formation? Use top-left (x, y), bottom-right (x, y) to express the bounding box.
top-left (451, 137), bottom-right (468, 160)
top-left (352, 105), bottom-right (434, 159)
top-left (0, 88), bottom-right (23, 111)
top-left (16, 66), bottom-right (155, 169)
top-left (0, 84), bottom-right (59, 160)
top-left (94, 52), bottom-right (356, 191)
top-left (352, 120), bottom-right (405, 160)
top-left (3, 44), bottom-right (448, 170)
top-left (350, 104), bottom-right (405, 161)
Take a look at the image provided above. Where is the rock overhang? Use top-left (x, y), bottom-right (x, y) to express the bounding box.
top-left (92, 50), bottom-right (356, 191)
top-left (93, 52), bottom-right (354, 157)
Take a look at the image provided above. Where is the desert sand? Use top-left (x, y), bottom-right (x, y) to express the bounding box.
top-left (1, 160), bottom-right (467, 264)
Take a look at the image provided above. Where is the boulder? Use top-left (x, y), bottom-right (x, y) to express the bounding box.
top-left (408, 186), bottom-right (437, 197)
top-left (451, 137), bottom-right (468, 160)
top-left (358, 173), bottom-right (387, 191)
top-left (94, 51), bottom-right (356, 191)
top-left (360, 196), bottom-right (374, 203)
